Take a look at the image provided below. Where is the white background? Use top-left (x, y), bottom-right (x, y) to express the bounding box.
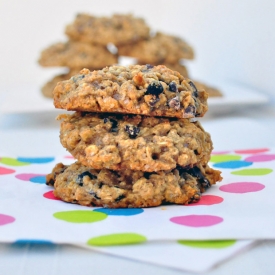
top-left (0, 0), bottom-right (275, 97)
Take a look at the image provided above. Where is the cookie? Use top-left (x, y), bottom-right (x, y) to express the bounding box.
top-left (65, 13), bottom-right (150, 46)
top-left (193, 81), bottom-right (223, 97)
top-left (117, 32), bottom-right (194, 64)
top-left (53, 65), bottom-right (208, 118)
top-left (161, 63), bottom-right (189, 78)
top-left (41, 68), bottom-right (97, 98)
top-left (58, 112), bottom-right (213, 172)
top-left (46, 161), bottom-right (222, 208)
top-left (38, 41), bottom-right (118, 69)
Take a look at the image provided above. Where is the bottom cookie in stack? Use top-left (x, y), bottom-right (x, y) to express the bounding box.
top-left (46, 161), bottom-right (222, 208)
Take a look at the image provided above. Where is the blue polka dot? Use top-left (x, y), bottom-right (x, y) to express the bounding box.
top-left (94, 208), bottom-right (144, 216)
top-left (213, 160), bottom-right (253, 169)
top-left (13, 239), bottom-right (55, 246)
top-left (17, 157), bottom-right (55, 164)
top-left (30, 176), bottom-right (46, 184)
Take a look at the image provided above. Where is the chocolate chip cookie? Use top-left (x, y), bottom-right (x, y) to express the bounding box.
top-left (38, 41), bottom-right (117, 69)
top-left (53, 65), bottom-right (208, 118)
top-left (58, 112), bottom-right (213, 172)
top-left (65, 13), bottom-right (150, 46)
top-left (46, 161), bottom-right (222, 208)
top-left (117, 32), bottom-right (194, 64)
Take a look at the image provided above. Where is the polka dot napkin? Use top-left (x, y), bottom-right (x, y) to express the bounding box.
top-left (0, 148), bottom-right (274, 272)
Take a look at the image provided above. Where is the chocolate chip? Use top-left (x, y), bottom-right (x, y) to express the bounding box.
top-left (124, 125), bottom-right (140, 139)
top-left (185, 105), bottom-right (196, 116)
top-left (103, 117), bottom-right (118, 132)
top-left (168, 96), bottom-right (180, 110)
top-left (46, 178), bottom-right (55, 187)
top-left (115, 195), bottom-right (125, 202)
top-left (188, 167), bottom-right (210, 188)
top-left (146, 64), bottom-right (154, 69)
top-left (168, 82), bottom-right (177, 92)
top-left (76, 171), bottom-right (97, 186)
top-left (189, 81), bottom-right (198, 97)
top-left (145, 82), bottom-right (163, 97)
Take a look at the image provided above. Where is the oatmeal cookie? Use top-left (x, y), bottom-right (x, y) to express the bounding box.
top-left (38, 41), bottom-right (117, 69)
top-left (161, 63), bottom-right (189, 78)
top-left (46, 161), bottom-right (222, 208)
top-left (117, 32), bottom-right (194, 64)
top-left (58, 112), bottom-right (213, 172)
top-left (65, 13), bottom-right (150, 46)
top-left (53, 65), bottom-right (208, 118)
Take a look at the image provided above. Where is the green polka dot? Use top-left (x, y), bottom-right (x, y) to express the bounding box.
top-left (87, 233), bottom-right (147, 246)
top-left (210, 155), bottom-right (242, 163)
top-left (231, 168), bottom-right (273, 176)
top-left (178, 240), bottom-right (236, 249)
top-left (53, 210), bottom-right (107, 223)
top-left (0, 157), bottom-right (30, 166)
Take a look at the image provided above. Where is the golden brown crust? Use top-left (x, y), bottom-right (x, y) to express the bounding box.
top-left (38, 41), bottom-right (118, 69)
top-left (53, 65), bottom-right (208, 118)
top-left (65, 13), bottom-right (150, 46)
top-left (117, 32), bottom-right (194, 64)
top-left (46, 161), bottom-right (222, 208)
top-left (58, 112), bottom-right (213, 172)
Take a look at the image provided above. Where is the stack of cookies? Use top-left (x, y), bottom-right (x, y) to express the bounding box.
top-left (38, 13), bottom-right (222, 98)
top-left (46, 64), bottom-right (222, 208)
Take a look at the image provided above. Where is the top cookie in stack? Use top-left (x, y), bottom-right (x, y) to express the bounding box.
top-left (53, 65), bottom-right (208, 119)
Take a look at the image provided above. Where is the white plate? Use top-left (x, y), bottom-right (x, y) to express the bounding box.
top-left (0, 81), bottom-right (269, 114)
top-left (206, 81), bottom-right (269, 115)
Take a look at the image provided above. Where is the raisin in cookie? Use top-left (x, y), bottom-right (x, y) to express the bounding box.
top-left (65, 13), bottom-right (150, 46)
top-left (117, 32), bottom-right (194, 64)
top-left (46, 161), bottom-right (222, 208)
top-left (53, 65), bottom-right (208, 118)
top-left (58, 112), bottom-right (213, 172)
top-left (38, 41), bottom-right (117, 69)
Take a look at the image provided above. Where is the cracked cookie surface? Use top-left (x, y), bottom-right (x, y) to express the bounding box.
top-left (46, 161), bottom-right (222, 208)
top-left (58, 112), bottom-right (213, 172)
top-left (53, 65), bottom-right (208, 118)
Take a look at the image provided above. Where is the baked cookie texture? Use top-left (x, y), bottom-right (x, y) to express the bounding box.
top-left (53, 65), bottom-right (208, 118)
top-left (46, 161), bottom-right (222, 208)
top-left (65, 13), bottom-right (150, 46)
top-left (58, 112), bottom-right (213, 172)
top-left (117, 32), bottom-right (194, 64)
top-left (38, 41), bottom-right (118, 69)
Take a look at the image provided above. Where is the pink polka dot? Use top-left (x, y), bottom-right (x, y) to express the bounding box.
top-left (0, 166), bottom-right (15, 175)
top-left (43, 191), bottom-right (61, 200)
top-left (211, 151), bottom-right (231, 155)
top-left (0, 214), bottom-right (15, 226)
top-left (235, 148), bottom-right (269, 154)
top-left (64, 155), bottom-right (74, 159)
top-left (219, 182), bottom-right (265, 193)
top-left (245, 154), bottom-right (275, 162)
top-left (15, 173), bottom-right (44, 181)
top-left (170, 215), bottom-right (223, 227)
top-left (185, 195), bottom-right (224, 206)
